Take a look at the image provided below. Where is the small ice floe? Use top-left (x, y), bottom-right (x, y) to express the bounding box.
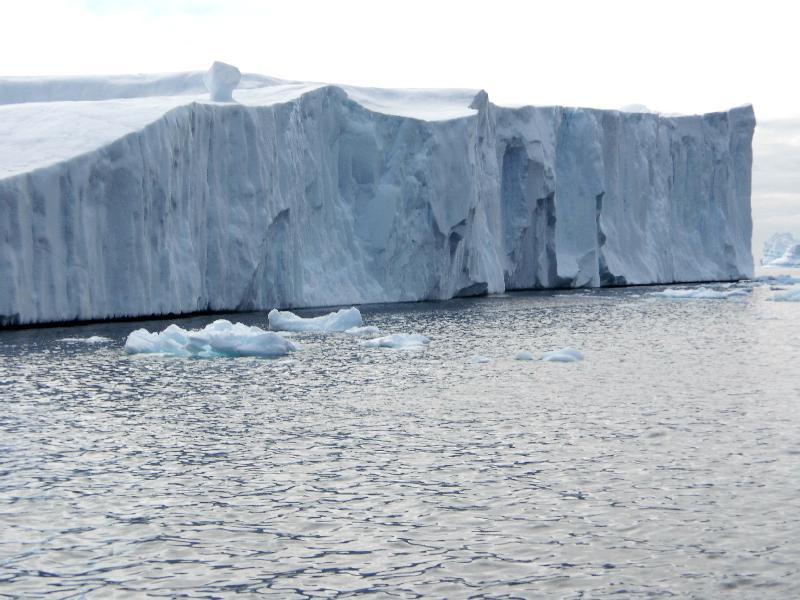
top-left (770, 286), bottom-right (800, 302)
top-left (540, 347), bottom-right (584, 363)
top-left (344, 325), bottom-right (381, 337)
top-left (651, 286), bottom-right (750, 300)
top-left (514, 351), bottom-right (535, 361)
top-left (125, 319), bottom-right (298, 358)
top-left (469, 355), bottom-right (490, 364)
top-left (59, 335), bottom-right (112, 344)
top-left (268, 307), bottom-right (362, 333)
top-left (359, 333), bottom-right (430, 349)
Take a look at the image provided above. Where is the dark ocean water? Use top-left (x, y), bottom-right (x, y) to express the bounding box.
top-left (1, 280), bottom-right (799, 598)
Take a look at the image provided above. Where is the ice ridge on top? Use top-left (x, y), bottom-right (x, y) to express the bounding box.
top-left (0, 64), bottom-right (756, 326)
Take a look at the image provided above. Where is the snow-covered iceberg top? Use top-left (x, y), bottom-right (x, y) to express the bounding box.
top-left (268, 307), bottom-right (362, 333)
top-left (651, 287), bottom-right (750, 300)
top-left (125, 319), bottom-right (297, 357)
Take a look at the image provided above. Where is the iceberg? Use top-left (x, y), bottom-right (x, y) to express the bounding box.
top-left (761, 233), bottom-right (797, 266)
top-left (651, 286), bottom-right (750, 299)
top-left (514, 351), bottom-right (535, 361)
top-left (125, 319), bottom-right (297, 357)
top-left (469, 355), bottom-right (491, 364)
top-left (344, 325), bottom-right (381, 337)
top-left (0, 64), bottom-right (755, 326)
top-left (267, 307), bottom-right (362, 333)
top-left (359, 334), bottom-right (430, 349)
top-left (59, 335), bottom-right (112, 344)
top-left (540, 347), bottom-right (584, 362)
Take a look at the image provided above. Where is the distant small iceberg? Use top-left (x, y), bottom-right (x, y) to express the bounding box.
top-left (651, 286), bottom-right (749, 300)
top-left (359, 333), bottom-right (430, 349)
top-left (59, 335), bottom-right (112, 344)
top-left (469, 355), bottom-right (490, 364)
top-left (268, 307), bottom-right (362, 333)
top-left (125, 319), bottom-right (297, 358)
top-left (540, 347), bottom-right (584, 363)
top-left (514, 351), bottom-right (535, 361)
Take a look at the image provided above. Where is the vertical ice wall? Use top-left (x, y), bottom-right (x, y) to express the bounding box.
top-left (0, 86), bottom-right (754, 325)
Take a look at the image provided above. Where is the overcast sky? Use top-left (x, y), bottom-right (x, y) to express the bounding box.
top-left (2, 0), bottom-right (798, 258)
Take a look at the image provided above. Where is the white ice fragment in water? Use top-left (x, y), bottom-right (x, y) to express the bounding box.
top-left (203, 61), bottom-right (241, 102)
top-left (268, 307), bottom-right (362, 333)
top-left (469, 355), bottom-right (490, 364)
top-left (345, 325), bottom-right (381, 337)
top-left (359, 333), bottom-right (430, 349)
top-left (770, 286), bottom-right (800, 302)
top-left (59, 335), bottom-right (112, 344)
top-left (540, 347), bottom-right (584, 363)
top-left (651, 286), bottom-right (750, 300)
top-left (125, 319), bottom-right (297, 358)
top-left (514, 351), bottom-right (535, 361)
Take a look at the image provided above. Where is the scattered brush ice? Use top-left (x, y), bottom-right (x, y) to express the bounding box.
top-left (514, 351), bottom-right (535, 361)
top-left (268, 307), bottom-right (362, 333)
top-left (125, 319), bottom-right (297, 358)
top-left (651, 286), bottom-right (750, 300)
top-left (757, 274), bottom-right (800, 286)
top-left (770, 286), bottom-right (800, 302)
top-left (344, 325), bottom-right (381, 337)
top-left (359, 333), bottom-right (430, 349)
top-left (59, 335), bottom-right (112, 344)
top-left (203, 61), bottom-right (241, 102)
top-left (469, 355), bottom-right (490, 364)
top-left (540, 347), bottom-right (584, 363)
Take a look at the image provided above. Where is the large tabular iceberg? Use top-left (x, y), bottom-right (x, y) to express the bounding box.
top-left (0, 64), bottom-right (755, 325)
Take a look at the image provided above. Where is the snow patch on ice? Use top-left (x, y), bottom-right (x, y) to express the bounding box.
top-left (651, 287), bottom-right (750, 300)
top-left (125, 319), bottom-right (297, 357)
top-left (59, 335), bottom-right (112, 344)
top-left (268, 307), bottom-right (362, 333)
top-left (540, 347), bottom-right (584, 363)
top-left (359, 334), bottom-right (430, 349)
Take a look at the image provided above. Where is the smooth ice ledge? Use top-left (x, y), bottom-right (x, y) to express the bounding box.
top-left (651, 286), bottom-right (750, 300)
top-left (268, 307), bottom-right (362, 333)
top-left (541, 347), bottom-right (584, 362)
top-left (359, 333), bottom-right (430, 349)
top-left (125, 319), bottom-right (298, 357)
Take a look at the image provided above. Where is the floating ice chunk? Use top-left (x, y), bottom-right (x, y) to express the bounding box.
top-left (125, 319), bottom-right (297, 357)
top-left (469, 355), bottom-right (490, 363)
top-left (59, 335), bottom-right (112, 344)
top-left (345, 325), bottom-right (381, 337)
top-left (359, 333), bottom-right (430, 349)
top-left (540, 347), bottom-right (584, 362)
top-left (203, 61), bottom-right (241, 102)
top-left (268, 307), bottom-right (362, 333)
top-left (514, 351), bottom-right (535, 361)
top-left (770, 286), bottom-right (800, 302)
top-left (651, 286), bottom-right (750, 300)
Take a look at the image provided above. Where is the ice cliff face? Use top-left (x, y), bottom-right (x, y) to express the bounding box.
top-left (0, 71), bottom-right (755, 325)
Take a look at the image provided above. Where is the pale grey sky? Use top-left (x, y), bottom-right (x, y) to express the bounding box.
top-left (2, 0), bottom-right (798, 257)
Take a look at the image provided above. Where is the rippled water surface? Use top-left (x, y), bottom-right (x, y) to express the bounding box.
top-left (2, 282), bottom-right (800, 598)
